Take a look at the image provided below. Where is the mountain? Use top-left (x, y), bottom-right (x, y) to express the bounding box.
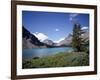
top-left (53, 43), bottom-right (60, 46)
top-left (81, 28), bottom-right (89, 42)
top-left (42, 39), bottom-right (54, 46)
top-left (59, 34), bottom-right (72, 46)
top-left (58, 29), bottom-right (89, 46)
top-left (22, 26), bottom-right (89, 48)
top-left (22, 27), bottom-right (46, 48)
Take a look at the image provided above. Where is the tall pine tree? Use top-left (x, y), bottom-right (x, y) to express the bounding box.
top-left (72, 23), bottom-right (85, 52)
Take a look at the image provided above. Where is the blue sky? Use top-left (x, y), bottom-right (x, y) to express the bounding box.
top-left (22, 11), bottom-right (89, 42)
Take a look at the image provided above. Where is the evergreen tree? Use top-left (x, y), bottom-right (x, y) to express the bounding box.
top-left (72, 23), bottom-right (86, 52)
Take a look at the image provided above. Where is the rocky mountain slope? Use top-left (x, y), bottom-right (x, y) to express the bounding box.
top-left (42, 39), bottom-right (54, 46)
top-left (22, 27), bottom-right (46, 48)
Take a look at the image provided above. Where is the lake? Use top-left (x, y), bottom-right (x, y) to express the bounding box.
top-left (23, 47), bottom-right (73, 59)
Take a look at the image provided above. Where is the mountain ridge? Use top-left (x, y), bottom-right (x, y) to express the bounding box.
top-left (23, 26), bottom-right (89, 48)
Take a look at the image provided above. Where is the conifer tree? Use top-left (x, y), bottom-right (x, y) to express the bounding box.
top-left (72, 23), bottom-right (85, 52)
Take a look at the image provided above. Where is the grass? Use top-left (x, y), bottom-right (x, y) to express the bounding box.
top-left (22, 52), bottom-right (89, 69)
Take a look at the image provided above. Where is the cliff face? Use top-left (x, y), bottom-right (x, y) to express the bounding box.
top-left (22, 27), bottom-right (46, 49)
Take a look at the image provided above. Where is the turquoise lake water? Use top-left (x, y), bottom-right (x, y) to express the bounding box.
top-left (23, 47), bottom-right (73, 59)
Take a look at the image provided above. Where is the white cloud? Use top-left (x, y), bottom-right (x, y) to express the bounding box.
top-left (54, 38), bottom-right (65, 43)
top-left (33, 32), bottom-right (48, 42)
top-left (55, 28), bottom-right (59, 31)
top-left (35, 32), bottom-right (39, 34)
top-left (81, 27), bottom-right (88, 30)
top-left (69, 13), bottom-right (79, 21)
top-left (70, 13), bottom-right (79, 17)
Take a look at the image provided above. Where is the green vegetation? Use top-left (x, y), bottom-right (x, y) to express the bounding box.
top-left (72, 23), bottom-right (87, 52)
top-left (22, 52), bottom-right (89, 69)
